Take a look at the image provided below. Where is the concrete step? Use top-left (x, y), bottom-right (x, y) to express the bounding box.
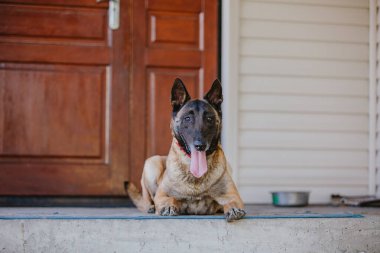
top-left (0, 205), bottom-right (379, 253)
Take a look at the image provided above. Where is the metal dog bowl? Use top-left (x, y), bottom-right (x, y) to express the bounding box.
top-left (271, 191), bottom-right (310, 207)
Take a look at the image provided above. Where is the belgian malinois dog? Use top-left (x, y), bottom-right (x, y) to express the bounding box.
top-left (127, 78), bottom-right (245, 222)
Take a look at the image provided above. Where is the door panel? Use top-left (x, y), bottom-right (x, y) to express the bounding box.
top-left (0, 4), bottom-right (107, 40)
top-left (148, 11), bottom-right (200, 48)
top-left (147, 0), bottom-right (201, 12)
top-left (146, 68), bottom-right (200, 156)
top-left (0, 64), bottom-right (105, 158)
top-left (130, 0), bottom-right (218, 183)
top-left (0, 0), bottom-right (129, 195)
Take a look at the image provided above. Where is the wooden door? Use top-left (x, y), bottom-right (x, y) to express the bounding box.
top-left (0, 0), bottom-right (130, 195)
top-left (0, 0), bottom-right (218, 195)
top-left (129, 0), bottom-right (218, 183)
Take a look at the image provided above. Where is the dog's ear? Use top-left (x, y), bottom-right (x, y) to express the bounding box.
top-left (171, 78), bottom-right (191, 113)
top-left (204, 79), bottom-right (223, 114)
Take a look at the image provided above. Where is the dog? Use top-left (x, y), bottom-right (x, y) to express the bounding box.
top-left (127, 78), bottom-right (245, 222)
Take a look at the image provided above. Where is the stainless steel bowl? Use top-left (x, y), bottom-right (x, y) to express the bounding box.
top-left (271, 191), bottom-right (310, 207)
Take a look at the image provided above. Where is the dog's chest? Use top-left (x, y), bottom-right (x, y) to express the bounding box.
top-left (168, 174), bottom-right (224, 200)
top-left (166, 178), bottom-right (225, 214)
top-left (168, 184), bottom-right (210, 200)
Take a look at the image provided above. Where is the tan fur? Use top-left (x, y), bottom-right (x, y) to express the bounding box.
top-left (127, 78), bottom-right (245, 221)
top-left (127, 140), bottom-right (245, 221)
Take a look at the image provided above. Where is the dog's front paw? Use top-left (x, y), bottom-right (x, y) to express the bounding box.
top-left (225, 207), bottom-right (246, 222)
top-left (159, 206), bottom-right (179, 216)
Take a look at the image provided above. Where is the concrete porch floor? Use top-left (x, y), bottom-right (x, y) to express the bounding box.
top-left (0, 205), bottom-right (379, 253)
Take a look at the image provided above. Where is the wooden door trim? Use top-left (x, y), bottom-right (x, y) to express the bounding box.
top-left (0, 196), bottom-right (133, 207)
top-left (107, 0), bottom-right (131, 194)
top-left (129, 0), bottom-right (147, 185)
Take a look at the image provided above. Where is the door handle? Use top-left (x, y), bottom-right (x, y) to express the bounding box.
top-left (97, 0), bottom-right (120, 30)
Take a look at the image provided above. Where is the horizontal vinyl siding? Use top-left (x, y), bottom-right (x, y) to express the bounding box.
top-left (241, 39), bottom-right (369, 61)
top-left (240, 57), bottom-right (368, 78)
top-left (237, 0), bottom-right (370, 203)
top-left (239, 150), bottom-right (368, 168)
top-left (240, 76), bottom-right (369, 96)
top-left (241, 20), bottom-right (369, 43)
top-left (239, 169), bottom-right (368, 188)
top-left (239, 131), bottom-right (369, 149)
top-left (245, 0), bottom-right (369, 8)
top-left (240, 95), bottom-right (369, 114)
top-left (240, 113), bottom-right (368, 132)
top-left (376, 0), bottom-right (380, 197)
top-left (241, 2), bottom-right (369, 25)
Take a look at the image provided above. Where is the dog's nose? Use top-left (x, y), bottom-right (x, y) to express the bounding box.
top-left (194, 141), bottom-right (206, 151)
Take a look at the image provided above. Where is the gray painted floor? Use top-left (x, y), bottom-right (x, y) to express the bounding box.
top-left (0, 204), bottom-right (379, 219)
top-left (0, 205), bottom-right (379, 253)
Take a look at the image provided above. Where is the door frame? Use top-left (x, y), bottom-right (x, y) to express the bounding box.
top-left (221, 0), bottom-right (240, 186)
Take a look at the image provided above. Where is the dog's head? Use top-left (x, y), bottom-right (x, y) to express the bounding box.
top-left (170, 78), bottom-right (223, 178)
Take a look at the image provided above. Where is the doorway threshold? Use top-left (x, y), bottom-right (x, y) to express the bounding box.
top-left (0, 196), bottom-right (133, 207)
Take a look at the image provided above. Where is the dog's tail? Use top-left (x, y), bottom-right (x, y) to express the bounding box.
top-left (126, 182), bottom-right (153, 213)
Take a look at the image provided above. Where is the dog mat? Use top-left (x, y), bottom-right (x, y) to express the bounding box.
top-left (0, 209), bottom-right (363, 220)
top-left (101, 213), bottom-right (363, 220)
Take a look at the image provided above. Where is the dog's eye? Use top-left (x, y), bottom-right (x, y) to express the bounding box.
top-left (184, 116), bottom-right (191, 122)
top-left (206, 117), bottom-right (214, 122)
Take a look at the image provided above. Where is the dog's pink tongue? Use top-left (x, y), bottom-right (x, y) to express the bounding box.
top-left (190, 147), bottom-right (208, 178)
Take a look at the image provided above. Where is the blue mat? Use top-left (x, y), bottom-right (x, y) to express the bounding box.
top-left (0, 213), bottom-right (363, 220)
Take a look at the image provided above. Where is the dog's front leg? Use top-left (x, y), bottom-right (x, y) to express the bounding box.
top-left (213, 181), bottom-right (246, 222)
top-left (154, 186), bottom-right (180, 216)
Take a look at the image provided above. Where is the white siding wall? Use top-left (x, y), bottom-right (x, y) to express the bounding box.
top-left (376, 0), bottom-right (380, 197)
top-left (235, 0), bottom-right (370, 203)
